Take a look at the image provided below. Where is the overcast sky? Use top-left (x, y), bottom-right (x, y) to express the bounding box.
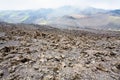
top-left (0, 0), bottom-right (120, 10)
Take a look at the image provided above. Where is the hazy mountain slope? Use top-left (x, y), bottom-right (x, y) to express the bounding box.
top-left (48, 13), bottom-right (120, 30)
top-left (0, 6), bottom-right (107, 24)
top-left (108, 9), bottom-right (120, 16)
top-left (0, 9), bottom-right (53, 23)
top-left (0, 6), bottom-right (120, 30)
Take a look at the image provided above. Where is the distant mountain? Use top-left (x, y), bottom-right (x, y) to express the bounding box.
top-left (0, 9), bottom-right (53, 24)
top-left (108, 9), bottom-right (120, 16)
top-left (80, 7), bottom-right (108, 15)
top-left (0, 6), bottom-right (120, 31)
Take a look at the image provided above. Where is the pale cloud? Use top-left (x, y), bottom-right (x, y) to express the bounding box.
top-left (0, 0), bottom-right (120, 10)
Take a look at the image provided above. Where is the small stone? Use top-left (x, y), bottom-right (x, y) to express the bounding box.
top-left (111, 67), bottom-right (119, 73)
top-left (33, 64), bottom-right (39, 70)
top-left (110, 51), bottom-right (117, 56)
top-left (40, 58), bottom-right (47, 63)
top-left (53, 67), bottom-right (59, 73)
top-left (20, 58), bottom-right (30, 63)
top-left (91, 60), bottom-right (95, 64)
top-left (54, 56), bottom-right (61, 62)
top-left (85, 60), bottom-right (91, 64)
top-left (96, 64), bottom-right (108, 72)
top-left (14, 56), bottom-right (20, 61)
top-left (116, 63), bottom-right (120, 70)
top-left (106, 46), bottom-right (115, 49)
top-left (73, 63), bottom-right (85, 73)
top-left (41, 33), bottom-right (47, 38)
top-left (32, 39), bottom-right (37, 42)
top-left (61, 62), bottom-right (66, 68)
top-left (8, 66), bottom-right (16, 73)
top-left (23, 48), bottom-right (31, 53)
top-left (43, 75), bottom-right (53, 80)
top-left (1, 46), bottom-right (11, 52)
top-left (60, 54), bottom-right (65, 58)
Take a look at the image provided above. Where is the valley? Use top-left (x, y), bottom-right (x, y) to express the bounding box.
top-left (0, 6), bottom-right (120, 31)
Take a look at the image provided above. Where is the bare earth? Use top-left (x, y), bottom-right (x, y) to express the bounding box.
top-left (0, 23), bottom-right (120, 80)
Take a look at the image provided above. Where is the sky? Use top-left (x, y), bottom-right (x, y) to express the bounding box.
top-left (0, 0), bottom-right (120, 10)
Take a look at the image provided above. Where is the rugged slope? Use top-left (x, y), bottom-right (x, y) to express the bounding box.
top-left (0, 23), bottom-right (120, 80)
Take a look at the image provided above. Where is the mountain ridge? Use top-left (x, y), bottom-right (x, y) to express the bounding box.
top-left (0, 6), bottom-right (120, 30)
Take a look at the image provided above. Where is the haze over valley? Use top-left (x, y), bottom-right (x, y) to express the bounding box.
top-left (0, 6), bottom-right (120, 30)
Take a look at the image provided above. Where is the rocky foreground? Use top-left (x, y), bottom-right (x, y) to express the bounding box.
top-left (0, 23), bottom-right (120, 80)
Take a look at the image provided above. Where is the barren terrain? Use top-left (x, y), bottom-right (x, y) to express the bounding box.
top-left (0, 23), bottom-right (120, 80)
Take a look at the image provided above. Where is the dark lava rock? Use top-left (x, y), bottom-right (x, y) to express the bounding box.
top-left (0, 46), bottom-right (11, 52)
top-left (20, 58), bottom-right (30, 63)
top-left (116, 64), bottom-right (120, 70)
top-left (0, 70), bottom-right (4, 78)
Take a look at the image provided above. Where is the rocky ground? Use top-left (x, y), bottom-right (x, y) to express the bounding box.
top-left (0, 23), bottom-right (120, 80)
